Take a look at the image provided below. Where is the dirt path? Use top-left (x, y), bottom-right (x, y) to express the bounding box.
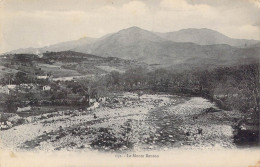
top-left (0, 93), bottom-right (238, 152)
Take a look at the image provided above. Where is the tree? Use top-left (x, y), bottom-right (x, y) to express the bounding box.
top-left (0, 73), bottom-right (15, 85)
top-left (110, 71), bottom-right (121, 86)
top-left (15, 71), bottom-right (28, 84)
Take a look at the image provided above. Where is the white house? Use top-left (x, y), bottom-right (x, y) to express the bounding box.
top-left (42, 85), bottom-right (51, 91)
top-left (7, 85), bottom-right (16, 89)
top-left (99, 97), bottom-right (106, 102)
top-left (0, 85), bottom-right (10, 95)
top-left (87, 102), bottom-right (100, 111)
top-left (37, 74), bottom-right (48, 79)
top-left (17, 106), bottom-right (31, 112)
top-left (89, 98), bottom-right (96, 103)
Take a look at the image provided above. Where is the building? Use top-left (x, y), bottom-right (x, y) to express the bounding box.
top-left (0, 85), bottom-right (10, 95)
top-left (17, 106), bottom-right (31, 112)
top-left (7, 84), bottom-right (16, 89)
top-left (37, 74), bottom-right (48, 79)
top-left (43, 85), bottom-right (51, 91)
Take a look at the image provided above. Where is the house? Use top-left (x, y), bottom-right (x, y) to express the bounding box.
top-left (20, 83), bottom-right (34, 89)
top-left (7, 84), bottom-right (16, 89)
top-left (98, 97), bottom-right (106, 103)
top-left (87, 102), bottom-right (100, 111)
top-left (42, 85), bottom-right (51, 91)
top-left (0, 85), bottom-right (10, 95)
top-left (89, 98), bottom-right (96, 103)
top-left (17, 106), bottom-right (31, 112)
top-left (0, 85), bottom-right (17, 95)
top-left (37, 74), bottom-right (48, 79)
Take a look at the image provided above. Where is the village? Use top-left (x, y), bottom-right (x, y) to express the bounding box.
top-left (0, 54), bottom-right (101, 130)
top-left (0, 74), bottom-right (104, 131)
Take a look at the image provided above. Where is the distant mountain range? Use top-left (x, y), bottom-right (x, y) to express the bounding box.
top-left (156, 28), bottom-right (259, 47)
top-left (4, 26), bottom-right (260, 70)
top-left (8, 37), bottom-right (96, 54)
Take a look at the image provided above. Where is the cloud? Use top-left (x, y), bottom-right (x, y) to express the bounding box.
top-left (122, 1), bottom-right (148, 16)
top-left (253, 0), bottom-right (260, 8)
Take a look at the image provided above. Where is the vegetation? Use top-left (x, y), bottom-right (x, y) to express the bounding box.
top-left (98, 64), bottom-right (259, 112)
top-left (90, 63), bottom-right (259, 142)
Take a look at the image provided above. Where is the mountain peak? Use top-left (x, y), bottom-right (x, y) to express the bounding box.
top-left (110, 26), bottom-right (164, 43)
top-left (125, 26), bottom-right (143, 30)
top-left (119, 26), bottom-right (147, 33)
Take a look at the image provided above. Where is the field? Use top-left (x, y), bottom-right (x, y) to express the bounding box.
top-left (37, 63), bottom-right (82, 77)
top-left (0, 92), bottom-right (241, 152)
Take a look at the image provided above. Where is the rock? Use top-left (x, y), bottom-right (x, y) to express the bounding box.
top-left (6, 121), bottom-right (13, 127)
top-left (0, 124), bottom-right (9, 129)
top-left (7, 115), bottom-right (21, 124)
top-left (198, 128), bottom-right (203, 135)
top-left (122, 145), bottom-right (127, 149)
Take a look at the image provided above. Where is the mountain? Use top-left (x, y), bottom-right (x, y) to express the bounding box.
top-left (6, 37), bottom-right (97, 54)
top-left (71, 27), bottom-right (259, 69)
top-left (4, 27), bottom-right (259, 70)
top-left (74, 26), bottom-right (166, 59)
top-left (156, 28), bottom-right (259, 47)
top-left (41, 37), bottom-right (97, 52)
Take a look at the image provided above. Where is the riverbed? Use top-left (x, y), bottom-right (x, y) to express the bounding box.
top-left (0, 92), bottom-right (241, 152)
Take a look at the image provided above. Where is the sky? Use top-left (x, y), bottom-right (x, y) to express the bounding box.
top-left (0, 0), bottom-right (260, 53)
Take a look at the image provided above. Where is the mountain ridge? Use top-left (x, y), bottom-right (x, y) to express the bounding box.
top-left (4, 27), bottom-right (259, 55)
top-left (156, 28), bottom-right (259, 47)
top-left (2, 27), bottom-right (259, 70)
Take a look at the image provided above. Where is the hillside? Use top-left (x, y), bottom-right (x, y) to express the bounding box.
top-left (0, 51), bottom-right (147, 79)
